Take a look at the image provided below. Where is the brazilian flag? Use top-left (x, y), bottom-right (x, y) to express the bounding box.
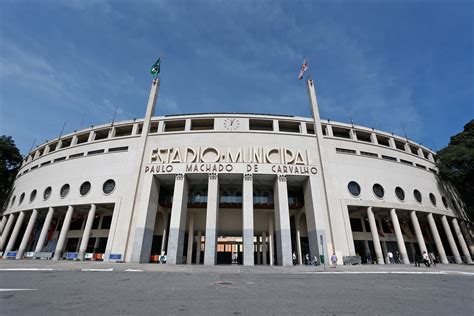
top-left (151, 58), bottom-right (161, 76)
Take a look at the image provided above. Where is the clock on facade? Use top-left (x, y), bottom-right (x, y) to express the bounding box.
top-left (223, 118), bottom-right (240, 131)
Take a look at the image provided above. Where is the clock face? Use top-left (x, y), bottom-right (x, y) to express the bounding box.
top-left (223, 118), bottom-right (240, 131)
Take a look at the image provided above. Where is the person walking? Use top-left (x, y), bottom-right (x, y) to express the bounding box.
top-left (331, 253), bottom-right (337, 268)
top-left (422, 251), bottom-right (431, 267)
top-left (395, 251), bottom-right (401, 264)
top-left (387, 250), bottom-right (394, 264)
top-left (292, 251), bottom-right (297, 265)
top-left (305, 253), bottom-right (310, 265)
top-left (429, 252), bottom-right (437, 268)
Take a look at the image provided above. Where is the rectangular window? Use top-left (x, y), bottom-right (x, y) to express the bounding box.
top-left (114, 125), bottom-right (133, 137)
top-left (336, 148), bottom-right (356, 154)
top-left (400, 159), bottom-right (413, 165)
top-left (394, 140), bottom-right (406, 151)
top-left (61, 138), bottom-right (72, 148)
top-left (136, 124), bottom-right (143, 135)
top-left (54, 156), bottom-right (66, 162)
top-left (249, 119), bottom-right (273, 131)
top-left (164, 120), bottom-right (186, 132)
top-left (191, 119), bottom-right (214, 131)
top-left (76, 133), bottom-right (89, 144)
top-left (48, 142), bottom-right (58, 153)
top-left (429, 168), bottom-right (438, 174)
top-left (332, 127), bottom-right (351, 139)
top-left (30, 165), bottom-right (38, 170)
top-left (94, 129), bottom-right (110, 141)
top-left (382, 155), bottom-right (397, 161)
top-left (88, 149), bottom-right (105, 156)
top-left (321, 125), bottom-right (327, 136)
top-left (376, 135), bottom-right (390, 147)
top-left (40, 161), bottom-right (51, 167)
top-left (356, 131), bottom-right (372, 143)
top-left (149, 122), bottom-right (159, 133)
top-left (415, 164), bottom-right (426, 170)
top-left (69, 153), bottom-right (84, 159)
top-left (278, 121), bottom-right (300, 133)
top-left (360, 151), bottom-right (378, 158)
top-left (422, 150), bottom-right (430, 160)
top-left (108, 146), bottom-right (128, 153)
top-left (306, 123), bottom-right (315, 135)
top-left (409, 145), bottom-right (419, 155)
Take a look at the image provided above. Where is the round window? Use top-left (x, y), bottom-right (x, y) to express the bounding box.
top-left (10, 196), bottom-right (16, 207)
top-left (395, 187), bottom-right (405, 201)
top-left (429, 193), bottom-right (437, 206)
top-left (372, 183), bottom-right (384, 199)
top-left (43, 187), bottom-right (52, 200)
top-left (442, 196), bottom-right (448, 208)
top-left (60, 184), bottom-right (70, 198)
top-left (103, 179), bottom-right (115, 194)
top-left (30, 190), bottom-right (37, 203)
top-left (19, 193), bottom-right (25, 205)
top-left (80, 181), bottom-right (91, 196)
top-left (348, 181), bottom-right (361, 197)
top-left (414, 189), bottom-right (422, 203)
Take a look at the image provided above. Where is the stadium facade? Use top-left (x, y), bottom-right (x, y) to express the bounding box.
top-left (1, 79), bottom-right (473, 266)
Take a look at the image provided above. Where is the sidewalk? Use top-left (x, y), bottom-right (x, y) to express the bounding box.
top-left (1, 259), bottom-right (473, 274)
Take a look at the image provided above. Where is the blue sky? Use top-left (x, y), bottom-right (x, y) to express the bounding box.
top-left (1, 0), bottom-right (473, 155)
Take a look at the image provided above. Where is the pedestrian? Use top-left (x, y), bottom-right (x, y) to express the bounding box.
top-left (305, 253), bottom-right (310, 265)
top-left (366, 251), bottom-right (372, 264)
top-left (387, 250), bottom-right (394, 264)
top-left (429, 252), bottom-right (437, 268)
top-left (313, 255), bottom-right (319, 266)
top-left (422, 251), bottom-right (431, 267)
top-left (395, 251), bottom-right (401, 264)
top-left (292, 251), bottom-right (297, 265)
top-left (331, 253), bottom-right (337, 268)
top-left (414, 254), bottom-right (420, 267)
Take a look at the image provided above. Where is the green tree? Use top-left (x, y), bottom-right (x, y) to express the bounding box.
top-left (0, 135), bottom-right (22, 208)
top-left (437, 120), bottom-right (474, 220)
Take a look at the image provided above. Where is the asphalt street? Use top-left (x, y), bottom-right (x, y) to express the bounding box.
top-left (1, 268), bottom-right (473, 315)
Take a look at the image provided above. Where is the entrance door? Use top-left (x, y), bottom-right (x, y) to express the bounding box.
top-left (216, 236), bottom-right (242, 264)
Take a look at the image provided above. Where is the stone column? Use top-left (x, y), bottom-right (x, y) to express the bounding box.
top-left (78, 204), bottom-right (97, 260)
top-left (34, 207), bottom-right (55, 254)
top-left (130, 175), bottom-right (160, 263)
top-left (196, 231), bottom-right (202, 264)
top-left (0, 216), bottom-right (7, 235)
top-left (53, 206), bottom-right (74, 260)
top-left (273, 175), bottom-right (293, 266)
top-left (295, 213), bottom-right (303, 265)
top-left (410, 211), bottom-right (427, 255)
top-left (441, 215), bottom-right (462, 263)
top-left (459, 221), bottom-right (474, 256)
top-left (451, 218), bottom-right (472, 264)
top-left (160, 211), bottom-right (169, 254)
top-left (16, 209), bottom-right (38, 259)
top-left (167, 174), bottom-right (189, 265)
top-left (3, 212), bottom-right (25, 257)
top-left (367, 207), bottom-right (384, 264)
top-left (427, 213), bottom-right (448, 264)
top-left (0, 214), bottom-right (16, 251)
top-left (269, 214), bottom-right (274, 266)
top-left (242, 173), bottom-right (254, 266)
top-left (204, 173), bottom-right (219, 265)
top-left (262, 232), bottom-right (267, 265)
top-left (390, 209), bottom-right (409, 264)
top-left (186, 212), bottom-right (194, 264)
top-left (256, 235), bottom-right (261, 265)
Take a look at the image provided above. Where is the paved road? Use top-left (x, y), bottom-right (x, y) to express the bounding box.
top-left (1, 269), bottom-right (473, 315)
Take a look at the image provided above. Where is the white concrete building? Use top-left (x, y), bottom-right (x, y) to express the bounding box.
top-left (1, 79), bottom-right (473, 266)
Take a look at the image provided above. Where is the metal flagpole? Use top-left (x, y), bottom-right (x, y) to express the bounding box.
top-left (28, 137), bottom-right (37, 155)
top-left (111, 105), bottom-right (118, 126)
top-left (401, 122), bottom-right (409, 142)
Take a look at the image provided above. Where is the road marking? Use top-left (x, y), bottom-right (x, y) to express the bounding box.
top-left (125, 269), bottom-right (143, 272)
top-left (0, 289), bottom-right (37, 291)
top-left (303, 271), bottom-right (474, 276)
top-left (81, 268), bottom-right (114, 272)
top-left (0, 268), bottom-right (53, 271)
